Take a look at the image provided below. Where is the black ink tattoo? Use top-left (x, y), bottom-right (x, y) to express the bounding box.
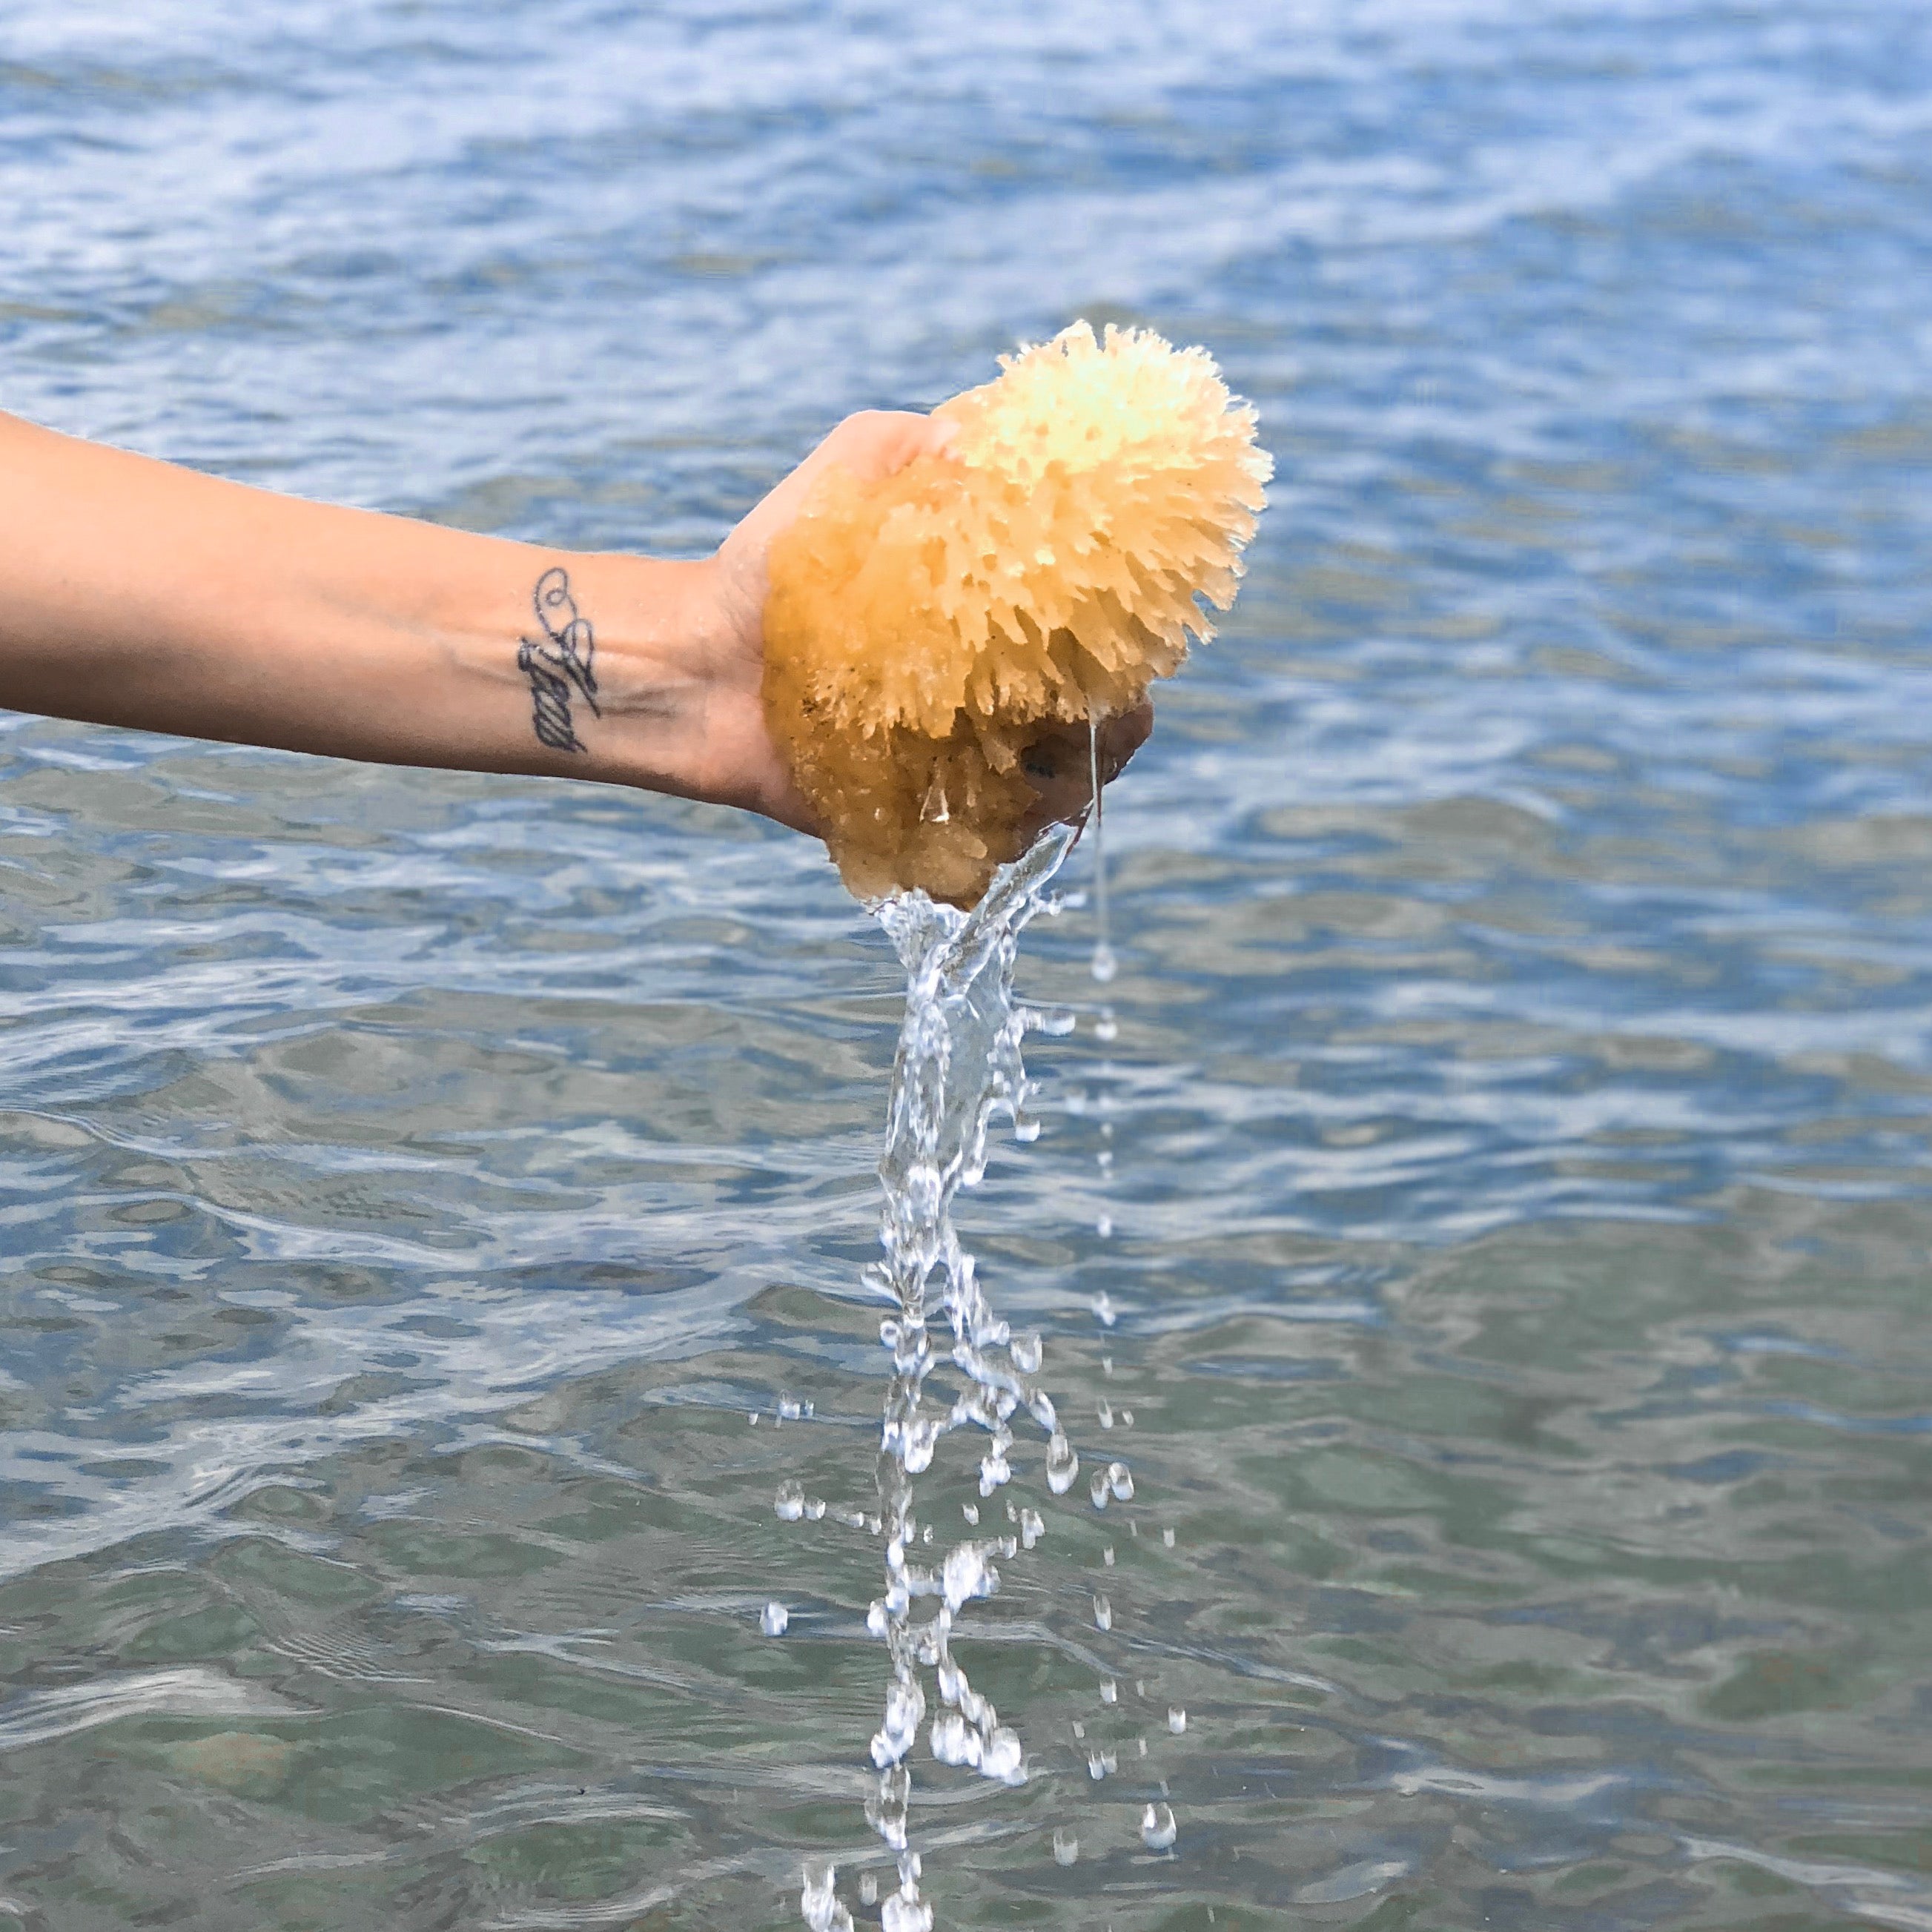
top-left (517, 566), bottom-right (601, 753)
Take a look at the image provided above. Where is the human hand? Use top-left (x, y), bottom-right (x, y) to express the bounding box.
top-left (1015, 702), bottom-right (1155, 843)
top-left (689, 409), bottom-right (1151, 840)
top-left (0, 403), bottom-right (1147, 836)
top-left (680, 411), bottom-right (956, 830)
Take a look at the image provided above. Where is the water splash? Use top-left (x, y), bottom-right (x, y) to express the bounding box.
top-left (1141, 1802), bottom-right (1178, 1852)
top-left (803, 822), bottom-right (1102, 1931)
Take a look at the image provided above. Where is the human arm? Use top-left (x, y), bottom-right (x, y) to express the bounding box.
top-left (0, 407), bottom-right (1144, 833)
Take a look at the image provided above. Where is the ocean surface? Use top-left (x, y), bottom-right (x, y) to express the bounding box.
top-left (4, 1), bottom-right (1932, 1926)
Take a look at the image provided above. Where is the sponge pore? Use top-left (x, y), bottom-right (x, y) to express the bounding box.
top-left (761, 321), bottom-right (1272, 904)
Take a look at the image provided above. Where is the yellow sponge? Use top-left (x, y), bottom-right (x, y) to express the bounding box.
top-left (761, 321), bottom-right (1271, 904)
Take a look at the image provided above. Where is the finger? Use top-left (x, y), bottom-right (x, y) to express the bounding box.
top-left (818, 408), bottom-right (958, 486)
top-left (1096, 699), bottom-right (1153, 784)
top-left (724, 411), bottom-right (953, 572)
top-left (1016, 704), bottom-right (1156, 838)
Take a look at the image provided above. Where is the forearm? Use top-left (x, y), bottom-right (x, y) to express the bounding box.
top-left (0, 411), bottom-right (725, 801)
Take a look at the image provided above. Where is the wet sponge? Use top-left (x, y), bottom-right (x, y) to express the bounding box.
top-left (761, 321), bottom-right (1272, 904)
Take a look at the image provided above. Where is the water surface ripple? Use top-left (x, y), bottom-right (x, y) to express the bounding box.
top-left (4, 1), bottom-right (1932, 1926)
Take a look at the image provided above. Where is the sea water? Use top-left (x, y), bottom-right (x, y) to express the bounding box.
top-left (6, 2), bottom-right (1932, 1928)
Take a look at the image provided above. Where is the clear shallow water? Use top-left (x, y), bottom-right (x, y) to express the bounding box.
top-left (5, 1), bottom-right (1932, 1926)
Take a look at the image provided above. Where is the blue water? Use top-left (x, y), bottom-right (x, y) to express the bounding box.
top-left (4, 2), bottom-right (1932, 1926)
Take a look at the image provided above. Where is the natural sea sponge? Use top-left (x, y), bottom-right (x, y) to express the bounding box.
top-left (762, 321), bottom-right (1272, 904)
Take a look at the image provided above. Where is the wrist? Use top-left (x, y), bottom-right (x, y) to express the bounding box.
top-left (523, 550), bottom-right (728, 801)
top-left (434, 535), bottom-right (793, 825)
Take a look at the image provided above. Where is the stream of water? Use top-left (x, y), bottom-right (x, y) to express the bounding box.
top-left (797, 824), bottom-right (1089, 1931)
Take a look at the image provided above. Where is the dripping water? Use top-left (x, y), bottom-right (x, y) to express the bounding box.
top-left (1088, 717), bottom-right (1116, 990)
top-left (802, 821), bottom-right (1097, 1932)
top-left (1088, 716), bottom-right (1118, 1274)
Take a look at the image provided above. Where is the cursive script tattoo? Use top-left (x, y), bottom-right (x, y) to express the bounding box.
top-left (517, 566), bottom-right (601, 753)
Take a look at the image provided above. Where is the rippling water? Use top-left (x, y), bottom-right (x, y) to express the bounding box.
top-left (6, 2), bottom-right (1932, 1927)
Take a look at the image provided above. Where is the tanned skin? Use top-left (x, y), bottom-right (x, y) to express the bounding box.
top-left (0, 408), bottom-right (1148, 847)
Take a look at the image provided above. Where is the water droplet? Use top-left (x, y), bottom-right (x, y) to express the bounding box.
top-left (859, 1873), bottom-right (879, 1906)
top-left (750, 1412), bottom-right (760, 1426)
top-left (801, 1858), bottom-right (854, 1932)
top-left (1095, 1010), bottom-right (1119, 1042)
top-left (1010, 1331), bottom-right (1043, 1374)
top-left (778, 1395), bottom-right (805, 1420)
top-left (1089, 1471), bottom-right (1110, 1510)
top-left (1087, 1749), bottom-right (1114, 1780)
top-left (898, 1417), bottom-right (939, 1475)
top-left (1099, 1678), bottom-right (1117, 1704)
top-left (941, 1544), bottom-right (997, 1611)
top-left (1052, 1827), bottom-right (1079, 1867)
top-left (881, 1890), bottom-right (933, 1932)
top-left (1168, 1706), bottom-right (1187, 1735)
top-left (930, 1712), bottom-right (979, 1767)
top-left (866, 1763), bottom-right (910, 1850)
top-left (1102, 1544), bottom-right (1115, 1567)
top-left (1019, 1506), bottom-right (1044, 1549)
top-left (1120, 1408), bottom-right (1134, 1426)
top-left (1097, 1399), bottom-right (1114, 1429)
top-left (1162, 1526), bottom-right (1176, 1548)
top-left (1092, 1592), bottom-right (1113, 1632)
top-left (761, 1601), bottom-right (790, 1637)
top-left (1108, 1461), bottom-right (1135, 1502)
top-left (962, 1502), bottom-right (980, 1525)
top-left (980, 1726), bottom-right (1025, 1784)
top-left (870, 1677), bottom-right (926, 1767)
top-left (1091, 942), bottom-right (1118, 984)
top-left (1139, 1802), bottom-right (1177, 1851)
top-left (1095, 1211), bottom-right (1113, 1238)
top-left (1045, 1432), bottom-right (1079, 1495)
top-left (1091, 1292), bottom-right (1116, 1328)
top-left (775, 1482), bottom-right (805, 1522)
